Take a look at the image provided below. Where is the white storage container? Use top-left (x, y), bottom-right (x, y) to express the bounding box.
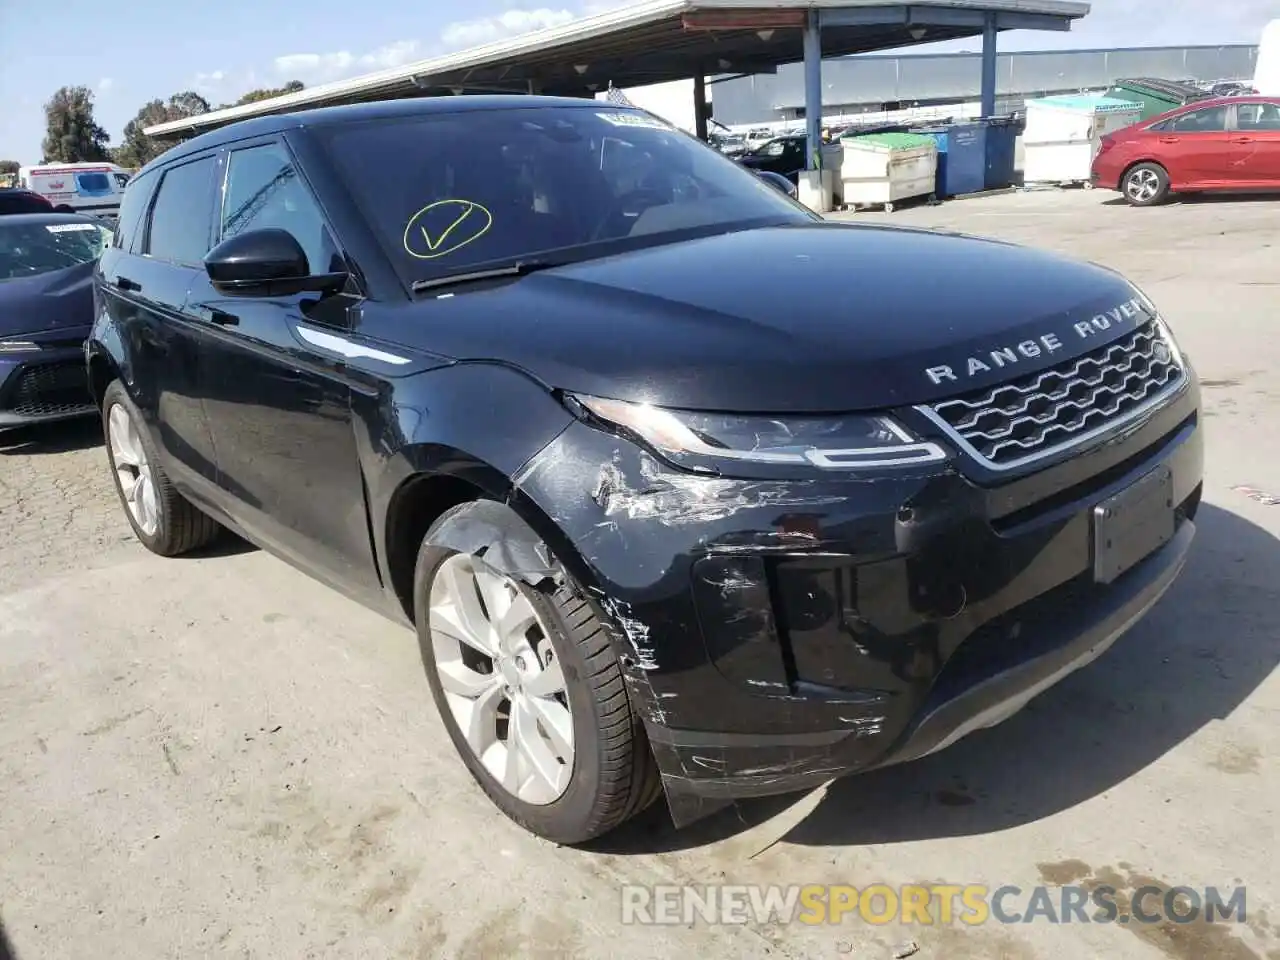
top-left (1022, 95), bottom-right (1143, 186)
top-left (840, 132), bottom-right (938, 212)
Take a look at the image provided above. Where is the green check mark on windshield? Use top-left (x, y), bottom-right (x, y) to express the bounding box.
top-left (421, 202), bottom-right (473, 251)
top-left (402, 199), bottom-right (494, 260)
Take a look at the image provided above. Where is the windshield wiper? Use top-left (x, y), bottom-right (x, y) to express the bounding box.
top-left (411, 260), bottom-right (556, 294)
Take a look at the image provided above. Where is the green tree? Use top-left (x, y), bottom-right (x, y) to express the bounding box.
top-left (0, 159), bottom-right (19, 176)
top-left (41, 86), bottom-right (111, 163)
top-left (115, 90), bottom-right (211, 168)
top-left (234, 80), bottom-right (305, 106)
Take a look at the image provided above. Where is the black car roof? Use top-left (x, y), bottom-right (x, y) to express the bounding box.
top-left (140, 95), bottom-right (621, 177)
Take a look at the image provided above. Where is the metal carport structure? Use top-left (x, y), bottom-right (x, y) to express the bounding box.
top-left (145, 0), bottom-right (1089, 177)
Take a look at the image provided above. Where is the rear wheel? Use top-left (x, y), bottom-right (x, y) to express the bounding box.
top-left (102, 380), bottom-right (220, 556)
top-left (414, 501), bottom-right (662, 844)
top-left (1122, 163), bottom-right (1170, 206)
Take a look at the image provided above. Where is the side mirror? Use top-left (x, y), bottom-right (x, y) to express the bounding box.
top-left (204, 227), bottom-right (347, 297)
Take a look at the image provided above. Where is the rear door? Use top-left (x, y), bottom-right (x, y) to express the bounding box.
top-left (1229, 100), bottom-right (1280, 187)
top-left (188, 137), bottom-right (379, 589)
top-left (1150, 104), bottom-right (1234, 186)
top-left (111, 154), bottom-right (221, 490)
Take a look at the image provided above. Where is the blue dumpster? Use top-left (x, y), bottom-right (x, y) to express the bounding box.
top-left (912, 121), bottom-right (987, 197)
top-left (982, 116), bottom-right (1020, 190)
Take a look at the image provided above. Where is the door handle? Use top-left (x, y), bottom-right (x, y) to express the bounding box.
top-left (1233, 136), bottom-right (1255, 144)
top-left (189, 304), bottom-right (240, 326)
top-left (1158, 137), bottom-right (1179, 144)
top-left (207, 308), bottom-right (239, 326)
top-left (115, 276), bottom-right (142, 292)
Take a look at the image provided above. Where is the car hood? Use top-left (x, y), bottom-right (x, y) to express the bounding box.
top-left (374, 222), bottom-right (1149, 413)
top-left (0, 261), bottom-right (95, 341)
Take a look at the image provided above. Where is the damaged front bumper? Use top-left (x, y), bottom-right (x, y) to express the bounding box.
top-left (509, 381), bottom-right (1203, 827)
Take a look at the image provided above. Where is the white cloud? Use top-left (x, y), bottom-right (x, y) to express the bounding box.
top-left (273, 39), bottom-right (423, 83)
top-left (96, 77), bottom-right (114, 94)
top-left (439, 8), bottom-right (578, 49)
top-left (192, 69), bottom-right (228, 93)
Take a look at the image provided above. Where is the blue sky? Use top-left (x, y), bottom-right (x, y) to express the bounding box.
top-left (0, 0), bottom-right (1274, 162)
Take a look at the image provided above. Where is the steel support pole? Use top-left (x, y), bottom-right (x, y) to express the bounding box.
top-left (981, 12), bottom-right (998, 117)
top-left (803, 9), bottom-right (823, 170)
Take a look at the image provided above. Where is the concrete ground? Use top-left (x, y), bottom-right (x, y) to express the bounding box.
top-left (2, 188), bottom-right (1278, 960)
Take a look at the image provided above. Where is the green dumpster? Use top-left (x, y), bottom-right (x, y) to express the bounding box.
top-left (1104, 78), bottom-right (1212, 121)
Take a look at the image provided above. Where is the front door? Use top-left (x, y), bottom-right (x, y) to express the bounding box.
top-left (189, 139), bottom-right (379, 591)
top-left (1154, 103), bottom-right (1234, 186)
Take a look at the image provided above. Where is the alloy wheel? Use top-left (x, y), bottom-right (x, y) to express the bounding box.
top-left (1125, 168), bottom-right (1161, 204)
top-left (107, 403), bottom-right (159, 537)
top-left (428, 553), bottom-right (575, 805)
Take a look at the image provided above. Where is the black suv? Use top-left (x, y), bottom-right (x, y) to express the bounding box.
top-left (89, 96), bottom-right (1202, 844)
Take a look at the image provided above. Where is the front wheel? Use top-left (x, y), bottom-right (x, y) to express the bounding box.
top-left (413, 502), bottom-right (662, 844)
top-left (1122, 163), bottom-right (1170, 207)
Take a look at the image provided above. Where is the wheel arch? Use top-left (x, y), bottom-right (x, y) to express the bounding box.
top-left (381, 446), bottom-right (601, 626)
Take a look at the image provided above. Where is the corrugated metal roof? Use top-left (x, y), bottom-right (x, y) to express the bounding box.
top-left (711, 43), bottom-right (1257, 122)
top-left (144, 0), bottom-right (1088, 138)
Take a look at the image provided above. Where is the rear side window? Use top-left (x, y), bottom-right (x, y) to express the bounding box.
top-left (220, 143), bottom-right (341, 274)
top-left (112, 172), bottom-right (157, 252)
top-left (145, 156), bottom-right (216, 266)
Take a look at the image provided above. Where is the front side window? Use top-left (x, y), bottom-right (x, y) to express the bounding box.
top-left (1166, 106), bottom-right (1229, 133)
top-left (0, 220), bottom-right (113, 281)
top-left (318, 105), bottom-right (812, 286)
top-left (220, 143), bottom-right (341, 275)
top-left (145, 156), bottom-right (216, 265)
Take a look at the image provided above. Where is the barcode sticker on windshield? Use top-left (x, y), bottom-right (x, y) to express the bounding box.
top-left (45, 223), bottom-right (98, 233)
top-left (597, 112), bottom-right (673, 131)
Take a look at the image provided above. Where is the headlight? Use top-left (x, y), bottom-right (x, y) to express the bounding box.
top-left (570, 394), bottom-right (948, 472)
top-left (1130, 283), bottom-right (1186, 369)
top-left (0, 340), bottom-right (39, 354)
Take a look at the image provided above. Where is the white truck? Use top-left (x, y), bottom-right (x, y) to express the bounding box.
top-left (1256, 19), bottom-right (1280, 96)
top-left (17, 162), bottom-right (132, 218)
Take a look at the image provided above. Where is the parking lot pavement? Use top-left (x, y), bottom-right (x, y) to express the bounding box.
top-left (2, 190), bottom-right (1278, 960)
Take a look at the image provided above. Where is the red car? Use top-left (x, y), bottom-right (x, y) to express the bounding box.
top-left (1091, 96), bottom-right (1280, 206)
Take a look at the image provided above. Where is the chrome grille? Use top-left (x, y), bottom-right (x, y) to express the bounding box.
top-left (922, 322), bottom-right (1185, 469)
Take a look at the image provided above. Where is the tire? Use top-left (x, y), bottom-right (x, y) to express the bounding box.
top-left (102, 380), bottom-right (220, 556)
top-left (1122, 162), bottom-right (1170, 207)
top-left (413, 501), bottom-right (663, 844)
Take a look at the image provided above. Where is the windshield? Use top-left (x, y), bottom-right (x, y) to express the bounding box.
top-left (318, 105), bottom-right (814, 285)
top-left (0, 220), bottom-right (112, 281)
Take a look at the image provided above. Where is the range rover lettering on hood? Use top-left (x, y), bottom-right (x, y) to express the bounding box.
top-left (924, 296), bottom-right (1148, 387)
